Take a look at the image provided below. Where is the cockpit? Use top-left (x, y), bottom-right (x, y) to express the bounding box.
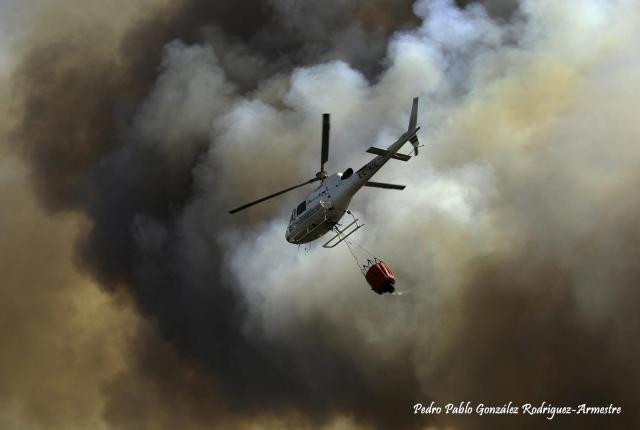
top-left (290, 200), bottom-right (306, 222)
top-left (296, 200), bottom-right (307, 215)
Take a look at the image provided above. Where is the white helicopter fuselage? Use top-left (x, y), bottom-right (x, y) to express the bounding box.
top-left (285, 127), bottom-right (419, 244)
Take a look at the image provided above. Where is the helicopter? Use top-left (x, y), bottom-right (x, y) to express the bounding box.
top-left (229, 97), bottom-right (421, 249)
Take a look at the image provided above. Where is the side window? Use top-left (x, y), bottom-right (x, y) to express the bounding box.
top-left (296, 201), bottom-right (307, 216)
top-left (290, 210), bottom-right (296, 222)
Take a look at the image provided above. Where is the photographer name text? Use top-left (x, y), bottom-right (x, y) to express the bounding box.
top-left (413, 401), bottom-right (621, 420)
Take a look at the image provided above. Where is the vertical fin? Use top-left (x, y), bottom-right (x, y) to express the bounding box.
top-left (408, 97), bottom-right (418, 131)
top-left (408, 97), bottom-right (420, 155)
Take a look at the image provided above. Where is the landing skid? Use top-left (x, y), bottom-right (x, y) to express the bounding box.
top-left (322, 213), bottom-right (364, 248)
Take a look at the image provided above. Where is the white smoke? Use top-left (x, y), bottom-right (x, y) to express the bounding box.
top-left (134, 41), bottom-right (234, 167)
top-left (188, 0), bottom-right (500, 340)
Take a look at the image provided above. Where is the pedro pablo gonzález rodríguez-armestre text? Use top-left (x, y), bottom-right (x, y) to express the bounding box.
top-left (413, 401), bottom-right (622, 420)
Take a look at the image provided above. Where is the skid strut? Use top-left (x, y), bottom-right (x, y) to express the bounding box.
top-left (322, 217), bottom-right (364, 248)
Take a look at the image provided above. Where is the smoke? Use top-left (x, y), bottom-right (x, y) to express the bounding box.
top-left (0, 146), bottom-right (140, 430)
top-left (4, 0), bottom-right (640, 428)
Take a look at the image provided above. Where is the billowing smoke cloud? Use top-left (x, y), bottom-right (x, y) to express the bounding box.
top-left (4, 0), bottom-right (640, 429)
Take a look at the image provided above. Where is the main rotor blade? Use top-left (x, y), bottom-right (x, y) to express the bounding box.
top-left (364, 181), bottom-right (406, 190)
top-left (228, 178), bottom-right (320, 214)
top-left (321, 113), bottom-right (330, 172)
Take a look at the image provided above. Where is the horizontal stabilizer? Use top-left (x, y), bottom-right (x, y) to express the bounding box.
top-left (366, 147), bottom-right (411, 161)
top-left (365, 181), bottom-right (406, 190)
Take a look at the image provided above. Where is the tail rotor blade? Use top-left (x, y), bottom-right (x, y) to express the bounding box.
top-left (321, 113), bottom-right (330, 172)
